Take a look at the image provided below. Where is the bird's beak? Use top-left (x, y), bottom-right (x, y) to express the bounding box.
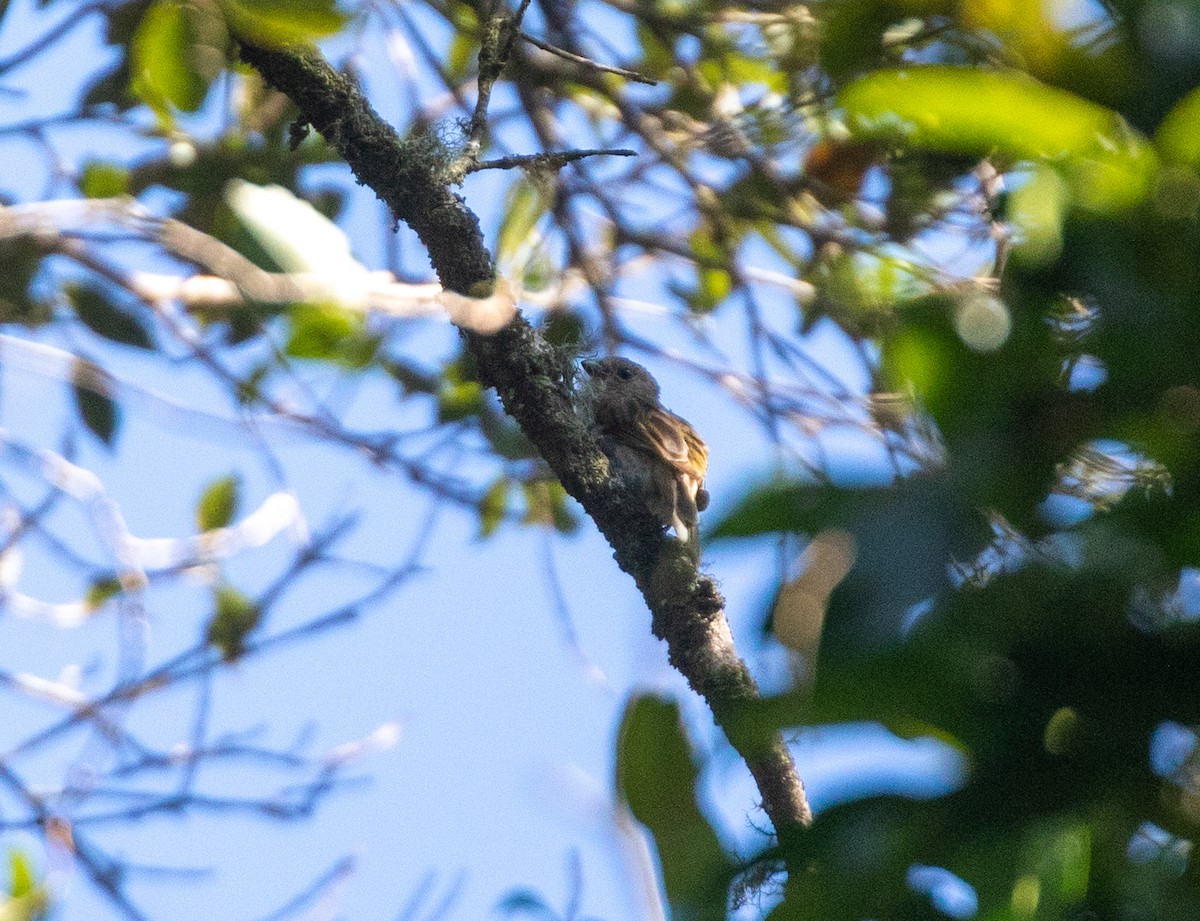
top-left (581, 359), bottom-right (598, 376)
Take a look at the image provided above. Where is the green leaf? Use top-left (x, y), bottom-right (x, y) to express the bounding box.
top-left (692, 266), bottom-right (732, 313)
top-left (4, 849), bottom-right (49, 921)
top-left (217, 0), bottom-right (345, 47)
top-left (437, 380), bottom-right (484, 422)
top-left (130, 0), bottom-right (217, 122)
top-left (196, 475), bottom-right (241, 531)
top-left (206, 585), bottom-right (262, 662)
top-left (284, 303), bottom-right (355, 359)
top-left (447, 33), bottom-right (478, 83)
top-left (85, 576), bottom-right (123, 610)
top-left (79, 162), bottom-right (130, 198)
top-left (8, 851), bottom-right (33, 899)
top-left (478, 477), bottom-right (510, 539)
top-left (0, 236), bottom-right (48, 326)
top-left (72, 362), bottom-right (120, 446)
top-left (839, 67), bottom-right (1156, 213)
top-left (708, 478), bottom-right (835, 539)
top-left (285, 304), bottom-right (377, 368)
top-left (1156, 85), bottom-right (1200, 169)
top-left (495, 177), bottom-right (551, 270)
top-left (616, 695), bottom-right (733, 918)
top-left (67, 283), bottom-right (154, 349)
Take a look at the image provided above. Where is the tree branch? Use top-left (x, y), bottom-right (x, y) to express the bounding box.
top-left (237, 41), bottom-right (812, 844)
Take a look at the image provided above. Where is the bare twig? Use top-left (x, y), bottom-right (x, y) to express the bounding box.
top-left (520, 31), bottom-right (657, 85)
top-left (465, 147), bottom-right (636, 173)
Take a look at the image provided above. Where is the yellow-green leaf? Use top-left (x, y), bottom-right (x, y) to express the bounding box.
top-left (839, 66), bottom-right (1156, 213)
top-left (130, 0), bottom-right (214, 122)
top-left (207, 585), bottom-right (262, 662)
top-left (496, 177), bottom-right (550, 269)
top-left (86, 576), bottom-right (123, 611)
top-left (1156, 85), bottom-right (1200, 170)
top-left (218, 0), bottom-right (345, 47)
top-left (79, 162), bottom-right (130, 198)
top-left (196, 475), bottom-right (241, 532)
top-left (478, 477), bottom-right (510, 539)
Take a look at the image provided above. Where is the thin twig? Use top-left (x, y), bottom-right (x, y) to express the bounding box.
top-left (465, 147), bottom-right (636, 173)
top-left (520, 31), bottom-right (657, 85)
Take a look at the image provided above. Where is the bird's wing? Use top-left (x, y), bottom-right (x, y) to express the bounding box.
top-left (638, 408), bottom-right (690, 466)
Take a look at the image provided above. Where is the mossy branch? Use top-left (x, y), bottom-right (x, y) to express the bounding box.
top-left (237, 40), bottom-right (812, 846)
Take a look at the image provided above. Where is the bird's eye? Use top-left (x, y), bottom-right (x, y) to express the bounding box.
top-left (617, 368), bottom-right (633, 381)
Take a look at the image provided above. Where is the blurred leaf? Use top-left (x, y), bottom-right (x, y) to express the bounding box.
top-left (130, 0), bottom-right (220, 122)
top-left (1155, 85), bottom-right (1200, 169)
top-left (4, 849), bottom-right (49, 921)
top-left (285, 304), bottom-right (378, 368)
top-left (496, 177), bottom-right (550, 270)
top-left (689, 266), bottom-right (732, 313)
top-left (206, 585), bottom-right (262, 662)
top-left (712, 479), bottom-right (864, 539)
top-left (479, 477), bottom-right (510, 539)
top-left (385, 360), bottom-right (439, 395)
top-left (521, 479), bottom-right (579, 533)
top-left (447, 32), bottom-right (478, 83)
top-left (839, 67), bottom-right (1156, 213)
top-left (66, 283), bottom-right (154, 349)
top-left (217, 0), bottom-right (345, 46)
top-left (225, 179), bottom-right (358, 275)
top-left (494, 889), bottom-right (554, 918)
top-left (85, 576), bottom-right (123, 611)
top-left (539, 312), bottom-right (585, 349)
top-left (616, 695), bottom-right (733, 918)
top-left (819, 0), bottom-right (904, 80)
top-left (480, 410), bottom-right (537, 460)
top-left (438, 380), bottom-right (484, 422)
top-left (196, 475), bottom-right (241, 532)
top-left (0, 236), bottom-right (47, 326)
top-left (8, 852), bottom-right (33, 899)
top-left (79, 161), bottom-right (130, 198)
top-left (72, 362), bottom-right (119, 446)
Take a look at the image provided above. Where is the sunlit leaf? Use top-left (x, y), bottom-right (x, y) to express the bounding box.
top-left (437, 380), bottom-right (484, 422)
top-left (285, 304), bottom-right (378, 368)
top-left (8, 852), bottom-right (33, 899)
top-left (217, 0), bottom-right (345, 46)
top-left (839, 67), bottom-right (1156, 213)
top-left (496, 177), bottom-right (550, 271)
top-left (129, 0), bottom-right (219, 121)
top-left (1155, 86), bottom-right (1200, 169)
top-left (196, 475), bottom-right (241, 532)
top-left (79, 161), bottom-right (130, 198)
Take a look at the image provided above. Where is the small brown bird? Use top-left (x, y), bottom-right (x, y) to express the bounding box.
top-left (582, 356), bottom-right (710, 550)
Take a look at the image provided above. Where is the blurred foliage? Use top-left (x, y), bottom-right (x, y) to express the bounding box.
top-left (616, 0), bottom-right (1200, 916)
top-left (1, 850), bottom-right (49, 921)
top-left (206, 584), bottom-right (262, 662)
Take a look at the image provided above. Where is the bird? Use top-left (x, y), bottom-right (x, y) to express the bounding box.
top-left (581, 356), bottom-right (709, 551)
